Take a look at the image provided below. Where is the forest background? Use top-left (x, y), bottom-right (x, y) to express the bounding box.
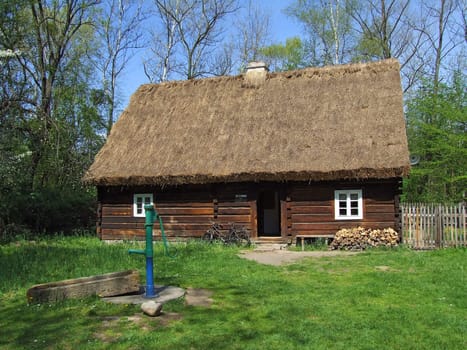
top-left (0, 0), bottom-right (465, 237)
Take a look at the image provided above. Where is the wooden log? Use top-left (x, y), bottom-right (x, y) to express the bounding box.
top-left (26, 270), bottom-right (140, 303)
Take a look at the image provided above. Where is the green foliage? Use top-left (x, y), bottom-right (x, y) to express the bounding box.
top-left (260, 37), bottom-right (307, 71)
top-left (0, 1), bottom-right (104, 237)
top-left (404, 72), bottom-right (467, 202)
top-left (0, 186), bottom-right (96, 243)
top-left (353, 29), bottom-right (386, 61)
top-left (0, 238), bottom-right (465, 349)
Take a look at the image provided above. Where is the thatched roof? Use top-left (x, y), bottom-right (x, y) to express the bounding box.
top-left (84, 59), bottom-right (410, 186)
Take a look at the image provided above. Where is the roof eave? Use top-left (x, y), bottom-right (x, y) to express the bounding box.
top-left (84, 166), bottom-right (410, 187)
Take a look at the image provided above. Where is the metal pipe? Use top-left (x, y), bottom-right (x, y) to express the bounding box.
top-left (129, 204), bottom-right (157, 298)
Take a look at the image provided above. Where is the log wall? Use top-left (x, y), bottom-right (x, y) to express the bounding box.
top-left (97, 179), bottom-right (401, 240)
top-left (287, 181), bottom-right (400, 237)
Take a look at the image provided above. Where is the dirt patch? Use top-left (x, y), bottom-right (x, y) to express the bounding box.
top-left (94, 312), bottom-right (183, 342)
top-left (239, 250), bottom-right (360, 266)
top-left (185, 288), bottom-right (213, 307)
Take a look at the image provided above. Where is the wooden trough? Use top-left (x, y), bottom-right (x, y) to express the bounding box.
top-left (26, 270), bottom-right (140, 303)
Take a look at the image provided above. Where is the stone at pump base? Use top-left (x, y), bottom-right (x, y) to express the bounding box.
top-left (141, 301), bottom-right (163, 317)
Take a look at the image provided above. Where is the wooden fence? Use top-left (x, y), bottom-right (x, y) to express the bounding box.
top-left (401, 203), bottom-right (466, 249)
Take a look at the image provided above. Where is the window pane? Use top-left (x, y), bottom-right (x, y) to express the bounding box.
top-left (137, 207), bottom-right (142, 214)
top-left (144, 196), bottom-right (151, 204)
top-left (335, 189), bottom-right (362, 219)
top-left (137, 197), bottom-right (142, 204)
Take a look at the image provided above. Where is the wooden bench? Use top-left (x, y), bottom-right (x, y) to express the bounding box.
top-left (295, 234), bottom-right (335, 251)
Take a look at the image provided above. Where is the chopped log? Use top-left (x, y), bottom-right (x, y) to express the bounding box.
top-left (329, 227), bottom-right (399, 250)
top-left (26, 270), bottom-right (140, 303)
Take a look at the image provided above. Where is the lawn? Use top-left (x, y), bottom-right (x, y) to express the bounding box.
top-left (0, 236), bottom-right (465, 349)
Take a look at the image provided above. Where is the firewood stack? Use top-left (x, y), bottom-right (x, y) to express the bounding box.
top-left (329, 227), bottom-right (399, 250)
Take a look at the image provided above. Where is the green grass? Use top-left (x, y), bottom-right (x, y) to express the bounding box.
top-left (0, 236), bottom-right (465, 349)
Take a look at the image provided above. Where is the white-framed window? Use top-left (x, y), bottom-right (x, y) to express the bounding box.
top-left (334, 189), bottom-right (363, 220)
top-left (133, 193), bottom-right (153, 217)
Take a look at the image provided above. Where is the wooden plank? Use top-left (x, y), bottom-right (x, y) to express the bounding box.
top-left (102, 215), bottom-right (218, 225)
top-left (290, 213), bottom-right (394, 224)
top-left (365, 204), bottom-right (396, 213)
top-left (217, 215), bottom-right (251, 223)
top-left (159, 230), bottom-right (208, 237)
top-left (97, 202), bottom-right (102, 238)
top-left (288, 188), bottom-right (332, 201)
top-left (292, 223), bottom-right (343, 231)
top-left (26, 270), bottom-right (140, 303)
top-left (217, 207), bottom-right (251, 215)
top-left (290, 206), bottom-right (331, 214)
top-left (364, 198), bottom-right (395, 205)
top-left (100, 230), bottom-right (209, 240)
top-left (156, 207), bottom-right (213, 215)
top-left (155, 202), bottom-right (213, 207)
top-left (102, 216), bottom-right (143, 224)
top-left (292, 222), bottom-right (394, 232)
top-left (462, 204), bottom-right (466, 246)
top-left (281, 200), bottom-right (288, 237)
top-left (291, 214), bottom-right (334, 223)
top-left (250, 200), bottom-right (258, 239)
top-left (102, 206), bottom-right (132, 216)
top-left (159, 215), bottom-right (214, 223)
top-left (213, 198), bottom-right (218, 219)
top-left (363, 212), bottom-right (397, 222)
top-left (218, 201), bottom-right (252, 207)
top-left (290, 200), bottom-right (332, 207)
top-left (293, 229), bottom-right (336, 235)
top-left (160, 223), bottom-right (213, 230)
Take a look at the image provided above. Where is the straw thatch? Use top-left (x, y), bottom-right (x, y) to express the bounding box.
top-left (84, 59), bottom-right (410, 186)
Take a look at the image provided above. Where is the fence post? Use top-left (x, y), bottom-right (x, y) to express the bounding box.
top-left (402, 203), bottom-right (467, 249)
top-left (435, 205), bottom-right (442, 248)
top-left (398, 196), bottom-right (403, 244)
top-left (462, 203), bottom-right (466, 246)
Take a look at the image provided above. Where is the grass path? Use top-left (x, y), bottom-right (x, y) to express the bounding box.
top-left (0, 237), bottom-right (465, 349)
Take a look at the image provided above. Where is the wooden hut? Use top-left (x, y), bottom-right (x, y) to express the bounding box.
top-left (83, 59), bottom-right (410, 243)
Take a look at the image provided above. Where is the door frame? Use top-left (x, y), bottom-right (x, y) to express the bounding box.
top-left (256, 184), bottom-right (286, 238)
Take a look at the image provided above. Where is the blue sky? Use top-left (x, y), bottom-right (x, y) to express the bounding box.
top-left (119, 0), bottom-right (300, 108)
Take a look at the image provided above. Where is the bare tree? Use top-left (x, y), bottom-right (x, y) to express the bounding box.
top-left (145, 0), bottom-right (238, 81)
top-left (93, 0), bottom-right (146, 135)
top-left (461, 0), bottom-right (467, 43)
top-left (234, 0), bottom-right (271, 69)
top-left (143, 0), bottom-right (183, 83)
top-left (209, 41), bottom-right (236, 76)
top-left (416, 0), bottom-right (465, 91)
top-left (286, 0), bottom-right (355, 65)
top-left (351, 0), bottom-right (425, 92)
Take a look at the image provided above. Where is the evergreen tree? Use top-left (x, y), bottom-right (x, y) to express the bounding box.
top-left (404, 71), bottom-right (467, 203)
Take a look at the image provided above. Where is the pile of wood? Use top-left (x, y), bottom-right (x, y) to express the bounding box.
top-left (329, 227), bottom-right (399, 250)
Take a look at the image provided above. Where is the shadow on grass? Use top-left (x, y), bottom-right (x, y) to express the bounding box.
top-left (0, 297), bottom-right (98, 349)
